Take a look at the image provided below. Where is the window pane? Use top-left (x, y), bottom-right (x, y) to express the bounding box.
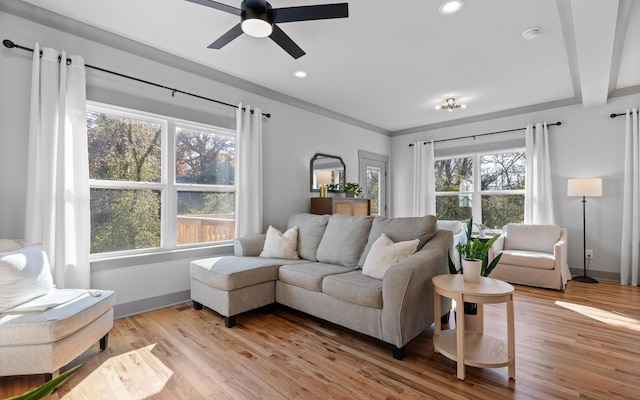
top-left (481, 194), bottom-right (524, 229)
top-left (366, 166), bottom-right (380, 216)
top-left (175, 127), bottom-right (235, 185)
top-left (481, 151), bottom-right (526, 191)
top-left (177, 191), bottom-right (236, 244)
top-left (90, 188), bottom-right (161, 253)
top-left (87, 112), bottom-right (162, 182)
top-left (435, 157), bottom-right (473, 192)
top-left (436, 195), bottom-right (473, 221)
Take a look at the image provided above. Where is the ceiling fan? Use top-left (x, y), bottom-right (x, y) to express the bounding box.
top-left (186, 0), bottom-right (349, 59)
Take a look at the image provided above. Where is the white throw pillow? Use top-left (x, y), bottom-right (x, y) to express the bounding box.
top-left (259, 226), bottom-right (300, 260)
top-left (362, 234), bottom-right (419, 280)
top-left (0, 244), bottom-right (54, 313)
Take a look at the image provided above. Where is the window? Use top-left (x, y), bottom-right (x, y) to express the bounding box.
top-left (87, 104), bottom-right (236, 256)
top-left (435, 149), bottom-right (525, 230)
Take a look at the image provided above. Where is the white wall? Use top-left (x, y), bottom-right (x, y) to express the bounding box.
top-left (0, 11), bottom-right (389, 315)
top-left (391, 94), bottom-right (640, 280)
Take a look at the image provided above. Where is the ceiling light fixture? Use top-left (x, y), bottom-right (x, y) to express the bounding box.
top-left (439, 0), bottom-right (464, 15)
top-left (241, 4), bottom-right (274, 38)
top-left (294, 71), bottom-right (307, 78)
top-left (436, 98), bottom-right (466, 112)
top-left (522, 27), bottom-right (542, 40)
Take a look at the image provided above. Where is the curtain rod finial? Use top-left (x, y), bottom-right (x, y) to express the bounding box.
top-left (3, 39), bottom-right (16, 48)
top-left (610, 113), bottom-right (618, 118)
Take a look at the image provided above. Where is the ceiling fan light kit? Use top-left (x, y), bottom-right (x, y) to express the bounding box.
top-left (439, 0), bottom-right (464, 15)
top-left (436, 98), bottom-right (466, 112)
top-left (187, 0), bottom-right (349, 59)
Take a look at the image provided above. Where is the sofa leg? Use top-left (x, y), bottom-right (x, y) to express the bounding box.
top-left (99, 333), bottom-right (109, 351)
top-left (441, 311), bottom-right (451, 325)
top-left (224, 316), bottom-right (236, 328)
top-left (193, 300), bottom-right (203, 310)
top-left (392, 346), bottom-right (406, 360)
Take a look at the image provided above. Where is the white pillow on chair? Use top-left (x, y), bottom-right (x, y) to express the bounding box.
top-left (0, 244), bottom-right (54, 313)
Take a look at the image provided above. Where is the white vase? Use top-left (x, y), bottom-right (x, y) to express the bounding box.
top-left (479, 228), bottom-right (486, 238)
top-left (462, 258), bottom-right (482, 283)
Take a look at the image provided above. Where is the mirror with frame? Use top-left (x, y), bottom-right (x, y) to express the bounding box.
top-left (310, 153), bottom-right (345, 192)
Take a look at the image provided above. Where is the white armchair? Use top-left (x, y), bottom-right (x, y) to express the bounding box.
top-left (489, 223), bottom-right (570, 290)
top-left (0, 239), bottom-right (115, 380)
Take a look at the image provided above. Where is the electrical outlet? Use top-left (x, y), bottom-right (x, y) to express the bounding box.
top-left (585, 249), bottom-right (594, 259)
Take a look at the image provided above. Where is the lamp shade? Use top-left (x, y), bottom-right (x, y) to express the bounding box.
top-left (567, 178), bottom-right (602, 197)
top-left (316, 170), bottom-right (332, 186)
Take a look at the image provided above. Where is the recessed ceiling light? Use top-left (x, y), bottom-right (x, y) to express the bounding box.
top-left (294, 71), bottom-right (307, 78)
top-left (439, 1), bottom-right (464, 15)
top-left (522, 27), bottom-right (542, 40)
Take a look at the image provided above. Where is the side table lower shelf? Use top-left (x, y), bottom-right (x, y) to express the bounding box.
top-left (434, 330), bottom-right (513, 369)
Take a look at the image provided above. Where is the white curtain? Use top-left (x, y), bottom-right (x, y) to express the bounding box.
top-left (25, 45), bottom-right (90, 289)
top-left (524, 122), bottom-right (555, 224)
top-left (236, 104), bottom-right (263, 237)
top-left (412, 140), bottom-right (436, 216)
top-left (621, 108), bottom-right (639, 286)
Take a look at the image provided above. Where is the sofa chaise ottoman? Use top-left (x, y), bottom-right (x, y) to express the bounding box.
top-left (190, 213), bottom-right (452, 359)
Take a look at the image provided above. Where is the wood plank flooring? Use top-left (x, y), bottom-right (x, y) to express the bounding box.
top-left (1, 280), bottom-right (639, 399)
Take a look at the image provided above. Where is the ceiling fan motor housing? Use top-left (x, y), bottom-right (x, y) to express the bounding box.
top-left (241, 0), bottom-right (274, 37)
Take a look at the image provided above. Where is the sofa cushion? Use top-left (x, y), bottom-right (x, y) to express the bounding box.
top-left (259, 226), bottom-right (300, 260)
top-left (316, 214), bottom-right (373, 268)
top-left (0, 289), bottom-right (114, 346)
top-left (358, 215), bottom-right (437, 267)
top-left (504, 224), bottom-right (561, 253)
top-left (0, 244), bottom-right (54, 313)
top-left (279, 263), bottom-right (353, 292)
top-left (322, 270), bottom-right (383, 309)
top-left (190, 256), bottom-right (310, 291)
top-left (361, 234), bottom-right (419, 280)
top-left (499, 250), bottom-right (555, 270)
top-left (287, 213), bottom-right (330, 261)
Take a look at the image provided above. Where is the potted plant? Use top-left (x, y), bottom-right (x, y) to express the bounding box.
top-left (342, 182), bottom-right (363, 198)
top-left (474, 221), bottom-right (489, 237)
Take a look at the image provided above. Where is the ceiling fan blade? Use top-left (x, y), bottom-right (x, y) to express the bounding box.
top-left (273, 3), bottom-right (348, 23)
top-left (270, 25), bottom-right (305, 59)
top-left (185, 0), bottom-right (241, 16)
top-left (208, 23), bottom-right (244, 49)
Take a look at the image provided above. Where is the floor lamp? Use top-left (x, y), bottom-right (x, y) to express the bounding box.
top-left (567, 178), bottom-right (602, 283)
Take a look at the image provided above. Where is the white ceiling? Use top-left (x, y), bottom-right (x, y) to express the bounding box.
top-left (13, 0), bottom-right (640, 134)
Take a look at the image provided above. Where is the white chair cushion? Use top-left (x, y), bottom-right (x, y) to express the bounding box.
top-left (499, 250), bottom-right (555, 270)
top-left (0, 244), bottom-right (54, 313)
top-left (503, 224), bottom-right (561, 253)
top-left (437, 220), bottom-right (463, 234)
top-left (0, 289), bottom-right (115, 346)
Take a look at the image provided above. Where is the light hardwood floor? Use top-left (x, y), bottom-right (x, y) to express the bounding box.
top-left (1, 280), bottom-right (639, 399)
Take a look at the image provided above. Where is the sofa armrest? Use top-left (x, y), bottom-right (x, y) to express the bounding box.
top-left (489, 234), bottom-right (505, 260)
top-left (380, 229), bottom-right (453, 347)
top-left (233, 234), bottom-right (267, 257)
top-left (554, 229), bottom-right (570, 288)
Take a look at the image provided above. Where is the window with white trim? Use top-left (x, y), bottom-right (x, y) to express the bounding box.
top-left (87, 104), bottom-right (236, 256)
top-left (434, 149), bottom-right (526, 231)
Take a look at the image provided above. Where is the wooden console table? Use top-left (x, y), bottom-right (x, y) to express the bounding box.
top-left (310, 197), bottom-right (370, 216)
top-left (432, 274), bottom-right (515, 380)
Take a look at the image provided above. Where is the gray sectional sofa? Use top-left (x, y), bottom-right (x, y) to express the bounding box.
top-left (190, 213), bottom-right (452, 359)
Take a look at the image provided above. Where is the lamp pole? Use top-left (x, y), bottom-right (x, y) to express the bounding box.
top-left (574, 195), bottom-right (598, 283)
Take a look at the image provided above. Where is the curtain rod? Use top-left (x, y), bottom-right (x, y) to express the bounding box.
top-left (610, 110), bottom-right (639, 118)
top-left (408, 121), bottom-right (562, 147)
top-left (3, 39), bottom-right (271, 118)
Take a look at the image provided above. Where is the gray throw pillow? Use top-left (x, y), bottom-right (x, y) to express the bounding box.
top-left (287, 213), bottom-right (330, 261)
top-left (358, 215), bottom-right (438, 267)
top-left (316, 214), bottom-right (374, 268)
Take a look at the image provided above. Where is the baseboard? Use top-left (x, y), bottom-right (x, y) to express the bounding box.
top-left (113, 290), bottom-right (191, 319)
top-left (569, 268), bottom-right (620, 282)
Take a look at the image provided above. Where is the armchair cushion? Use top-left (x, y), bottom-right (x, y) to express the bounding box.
top-left (0, 244), bottom-right (54, 313)
top-left (499, 250), bottom-right (555, 270)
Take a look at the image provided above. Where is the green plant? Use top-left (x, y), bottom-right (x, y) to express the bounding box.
top-left (327, 183), bottom-right (339, 191)
top-left (474, 221), bottom-right (489, 230)
top-left (343, 182), bottom-right (363, 198)
top-left (450, 234), bottom-right (503, 315)
top-left (8, 364), bottom-right (83, 400)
